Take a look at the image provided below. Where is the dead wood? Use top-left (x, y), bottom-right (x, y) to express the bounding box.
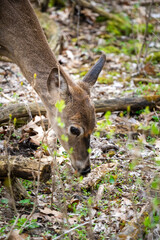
top-left (3, 176), bottom-right (30, 200)
top-left (74, 0), bottom-right (123, 22)
top-left (0, 155), bottom-right (51, 182)
top-left (1, 96), bottom-right (160, 125)
top-left (94, 95), bottom-right (160, 113)
top-left (0, 102), bottom-right (46, 125)
top-left (132, 0), bottom-right (160, 6)
top-left (133, 78), bottom-right (160, 85)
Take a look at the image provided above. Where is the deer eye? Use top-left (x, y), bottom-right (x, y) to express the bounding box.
top-left (69, 126), bottom-right (83, 136)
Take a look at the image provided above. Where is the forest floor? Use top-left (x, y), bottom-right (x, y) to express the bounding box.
top-left (0, 1), bottom-right (160, 239)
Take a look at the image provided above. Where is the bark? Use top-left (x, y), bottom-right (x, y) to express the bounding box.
top-left (1, 96), bottom-right (160, 125)
top-left (0, 155), bottom-right (51, 182)
top-left (132, 0), bottom-right (160, 6)
top-left (133, 78), bottom-right (160, 85)
top-left (94, 95), bottom-right (160, 113)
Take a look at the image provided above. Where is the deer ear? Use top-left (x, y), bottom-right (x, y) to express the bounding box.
top-left (47, 68), bottom-right (69, 95)
top-left (82, 54), bottom-right (106, 87)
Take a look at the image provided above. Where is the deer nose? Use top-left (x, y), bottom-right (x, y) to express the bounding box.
top-left (81, 166), bottom-right (91, 175)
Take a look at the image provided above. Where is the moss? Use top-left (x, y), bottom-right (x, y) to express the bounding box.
top-left (145, 52), bottom-right (160, 64)
top-left (106, 20), bottom-right (122, 36)
top-left (95, 45), bottom-right (120, 54)
top-left (79, 70), bottom-right (88, 77)
top-left (99, 33), bottom-right (113, 40)
top-left (96, 16), bottom-right (108, 22)
top-left (106, 14), bottom-right (132, 36)
top-left (98, 76), bottom-right (114, 84)
top-left (121, 40), bottom-right (143, 55)
top-left (49, 0), bottom-right (66, 8)
top-left (98, 71), bottom-right (120, 84)
top-left (133, 23), bottom-right (154, 34)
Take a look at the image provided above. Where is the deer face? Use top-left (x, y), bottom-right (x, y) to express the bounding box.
top-left (47, 55), bottom-right (106, 174)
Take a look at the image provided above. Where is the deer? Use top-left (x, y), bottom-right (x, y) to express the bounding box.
top-left (0, 0), bottom-right (106, 175)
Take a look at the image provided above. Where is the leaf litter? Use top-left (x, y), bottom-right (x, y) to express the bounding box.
top-left (0, 1), bottom-right (160, 239)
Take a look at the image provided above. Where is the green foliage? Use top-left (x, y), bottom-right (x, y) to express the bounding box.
top-left (75, 227), bottom-right (88, 240)
top-left (96, 16), bottom-right (108, 22)
top-left (106, 14), bottom-right (132, 36)
top-left (145, 52), bottom-right (160, 64)
top-left (98, 71), bottom-right (120, 84)
top-left (151, 177), bottom-right (160, 190)
top-left (152, 115), bottom-right (159, 122)
top-left (135, 82), bottom-right (160, 96)
top-left (133, 23), bottom-right (154, 34)
top-left (49, 0), bottom-right (66, 8)
top-left (10, 217), bottom-right (39, 230)
top-left (151, 123), bottom-right (159, 135)
top-left (104, 111), bottom-right (112, 125)
top-left (55, 99), bottom-right (66, 112)
top-left (109, 175), bottom-right (116, 184)
top-left (0, 198), bottom-right (8, 206)
top-left (19, 199), bottom-right (33, 205)
top-left (79, 70), bottom-right (87, 77)
top-left (56, 116), bottom-right (65, 128)
top-left (144, 216), bottom-right (151, 229)
top-left (22, 179), bottom-right (33, 191)
top-left (95, 39), bottom-right (143, 56)
top-left (87, 147), bottom-right (92, 154)
top-left (94, 45), bottom-right (120, 54)
top-left (42, 143), bottom-right (49, 151)
top-left (61, 134), bottom-right (68, 142)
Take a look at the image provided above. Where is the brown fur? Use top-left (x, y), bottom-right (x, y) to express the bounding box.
top-left (0, 0), bottom-right (105, 174)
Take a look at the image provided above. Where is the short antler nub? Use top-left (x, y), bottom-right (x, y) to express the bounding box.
top-left (82, 54), bottom-right (106, 86)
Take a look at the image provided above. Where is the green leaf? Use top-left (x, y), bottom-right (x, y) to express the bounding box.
top-left (109, 175), bottom-right (115, 184)
top-left (61, 134), bottom-right (68, 142)
top-left (55, 100), bottom-right (66, 113)
top-left (151, 123), bottom-right (159, 135)
top-left (144, 216), bottom-right (151, 228)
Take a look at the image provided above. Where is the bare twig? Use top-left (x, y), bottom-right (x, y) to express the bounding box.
top-left (4, 118), bottom-right (17, 214)
top-left (136, 0), bottom-right (154, 72)
top-left (5, 214), bottom-right (20, 240)
top-left (53, 221), bottom-right (90, 240)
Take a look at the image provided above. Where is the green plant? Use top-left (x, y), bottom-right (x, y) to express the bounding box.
top-left (10, 217), bottom-right (39, 230)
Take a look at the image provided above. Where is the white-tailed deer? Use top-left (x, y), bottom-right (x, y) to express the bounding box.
top-left (0, 0), bottom-right (106, 175)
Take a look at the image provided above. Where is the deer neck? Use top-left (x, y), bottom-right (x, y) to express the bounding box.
top-left (0, 0), bottom-right (59, 106)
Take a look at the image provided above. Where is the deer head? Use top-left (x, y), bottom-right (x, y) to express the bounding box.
top-left (46, 55), bottom-right (106, 175)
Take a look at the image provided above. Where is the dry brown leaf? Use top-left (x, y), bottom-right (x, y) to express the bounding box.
top-left (40, 207), bottom-right (63, 219)
top-left (144, 63), bottom-right (156, 75)
top-left (8, 230), bottom-right (29, 240)
top-left (67, 196), bottom-right (80, 212)
top-left (68, 216), bottom-right (78, 225)
top-left (80, 162), bottom-right (118, 189)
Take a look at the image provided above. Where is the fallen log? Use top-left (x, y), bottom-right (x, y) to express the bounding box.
top-left (94, 95), bottom-right (160, 113)
top-left (0, 155), bottom-right (51, 182)
top-left (131, 0), bottom-right (160, 6)
top-left (1, 95), bottom-right (160, 125)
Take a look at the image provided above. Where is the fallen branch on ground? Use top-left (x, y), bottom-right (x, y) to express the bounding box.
top-left (74, 0), bottom-right (124, 22)
top-left (1, 95), bottom-right (160, 125)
